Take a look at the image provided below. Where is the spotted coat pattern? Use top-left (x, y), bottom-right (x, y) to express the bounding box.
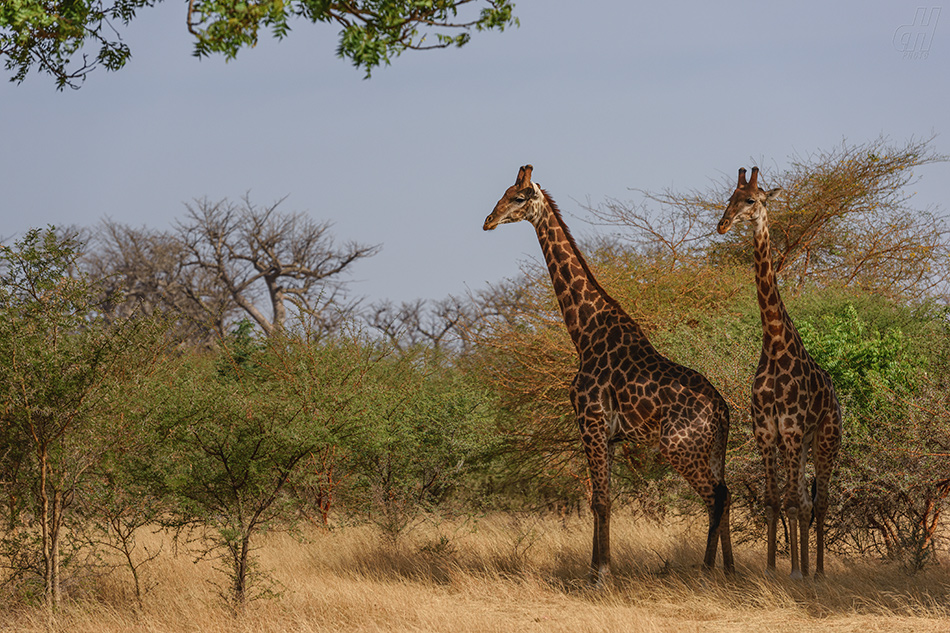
top-left (717, 167), bottom-right (842, 578)
top-left (485, 165), bottom-right (734, 583)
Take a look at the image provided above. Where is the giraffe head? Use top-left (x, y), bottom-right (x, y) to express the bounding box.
top-left (483, 164), bottom-right (545, 230)
top-left (716, 167), bottom-right (782, 234)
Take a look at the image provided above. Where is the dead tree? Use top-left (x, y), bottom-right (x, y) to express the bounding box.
top-left (178, 195), bottom-right (380, 337)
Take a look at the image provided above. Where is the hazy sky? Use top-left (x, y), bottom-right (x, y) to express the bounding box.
top-left (1, 1), bottom-right (947, 307)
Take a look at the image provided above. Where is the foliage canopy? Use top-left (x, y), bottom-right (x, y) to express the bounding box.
top-left (1, 0), bottom-right (518, 89)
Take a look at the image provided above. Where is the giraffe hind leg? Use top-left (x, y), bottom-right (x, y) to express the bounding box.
top-left (813, 456), bottom-right (836, 577)
top-left (813, 411), bottom-right (841, 577)
top-left (701, 483), bottom-right (725, 569)
top-left (673, 463), bottom-right (724, 571)
top-left (706, 481), bottom-right (734, 572)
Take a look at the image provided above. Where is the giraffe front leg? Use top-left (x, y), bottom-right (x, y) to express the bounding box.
top-left (589, 480), bottom-right (611, 585)
top-left (787, 506), bottom-right (802, 579)
top-left (759, 441), bottom-right (781, 574)
top-left (579, 415), bottom-right (612, 586)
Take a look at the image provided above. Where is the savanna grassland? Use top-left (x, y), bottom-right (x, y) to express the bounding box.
top-left (4, 139), bottom-right (950, 631)
top-left (2, 513), bottom-right (948, 633)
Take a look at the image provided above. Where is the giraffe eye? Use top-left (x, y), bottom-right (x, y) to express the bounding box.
top-left (745, 198), bottom-right (756, 205)
top-left (514, 196), bottom-right (526, 203)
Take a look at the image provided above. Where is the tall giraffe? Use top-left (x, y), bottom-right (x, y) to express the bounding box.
top-left (484, 165), bottom-right (734, 582)
top-left (717, 167), bottom-right (842, 578)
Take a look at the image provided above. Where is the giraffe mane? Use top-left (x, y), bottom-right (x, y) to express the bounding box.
top-left (541, 188), bottom-right (627, 314)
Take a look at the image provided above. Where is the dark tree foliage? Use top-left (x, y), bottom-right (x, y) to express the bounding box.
top-left (1, 1), bottom-right (517, 89)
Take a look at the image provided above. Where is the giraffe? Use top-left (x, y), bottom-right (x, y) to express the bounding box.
top-left (716, 166), bottom-right (842, 578)
top-left (484, 165), bottom-right (734, 583)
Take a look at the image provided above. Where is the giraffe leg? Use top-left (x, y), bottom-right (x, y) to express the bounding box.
top-left (798, 449), bottom-right (813, 578)
top-left (813, 412), bottom-right (840, 577)
top-left (782, 434), bottom-right (806, 580)
top-left (702, 484), bottom-right (721, 570)
top-left (666, 454), bottom-right (722, 571)
top-left (580, 416), bottom-right (612, 585)
top-left (711, 410), bottom-right (734, 573)
top-left (813, 480), bottom-right (828, 577)
top-left (704, 481), bottom-right (733, 571)
top-left (718, 484), bottom-right (735, 573)
top-left (759, 442), bottom-right (781, 574)
top-left (752, 399), bottom-right (781, 575)
top-left (799, 496), bottom-right (812, 578)
top-left (787, 506), bottom-right (802, 579)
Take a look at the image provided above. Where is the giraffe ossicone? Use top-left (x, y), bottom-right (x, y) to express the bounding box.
top-left (485, 164), bottom-right (735, 583)
top-left (718, 166), bottom-right (842, 579)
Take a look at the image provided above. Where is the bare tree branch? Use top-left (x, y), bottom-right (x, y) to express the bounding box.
top-left (177, 195), bottom-right (381, 336)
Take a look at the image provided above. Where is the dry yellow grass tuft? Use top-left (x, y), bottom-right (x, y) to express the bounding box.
top-left (1, 513), bottom-right (948, 633)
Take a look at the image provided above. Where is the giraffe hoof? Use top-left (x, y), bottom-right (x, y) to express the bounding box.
top-left (588, 566), bottom-right (612, 589)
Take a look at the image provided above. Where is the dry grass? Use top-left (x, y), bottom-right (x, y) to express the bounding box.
top-left (2, 512), bottom-right (948, 633)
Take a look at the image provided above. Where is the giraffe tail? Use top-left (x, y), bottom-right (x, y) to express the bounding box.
top-left (810, 477), bottom-right (817, 527)
top-left (708, 481), bottom-right (729, 537)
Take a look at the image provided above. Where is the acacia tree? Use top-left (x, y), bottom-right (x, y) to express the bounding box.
top-left (590, 136), bottom-right (949, 301)
top-left (149, 325), bottom-right (319, 606)
top-left (149, 317), bottom-right (400, 605)
top-left (0, 227), bottom-right (165, 608)
top-left (178, 195), bottom-right (380, 337)
top-left (1, 0), bottom-right (517, 89)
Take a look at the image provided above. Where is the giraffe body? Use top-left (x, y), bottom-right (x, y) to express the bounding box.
top-left (485, 166), bottom-right (734, 582)
top-left (718, 167), bottom-right (842, 578)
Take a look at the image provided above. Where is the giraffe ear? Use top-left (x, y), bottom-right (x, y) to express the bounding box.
top-left (765, 187), bottom-right (782, 200)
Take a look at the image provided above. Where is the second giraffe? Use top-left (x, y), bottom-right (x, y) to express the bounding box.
top-left (484, 165), bottom-right (735, 583)
top-left (717, 166), bottom-right (842, 578)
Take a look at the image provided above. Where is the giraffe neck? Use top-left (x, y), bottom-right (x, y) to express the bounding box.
top-left (751, 211), bottom-right (795, 351)
top-left (531, 191), bottom-right (635, 352)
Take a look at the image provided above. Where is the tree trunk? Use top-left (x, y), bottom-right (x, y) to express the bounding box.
top-left (50, 489), bottom-right (62, 607)
top-left (38, 448), bottom-right (54, 609)
top-left (38, 446), bottom-right (64, 610)
top-left (232, 532), bottom-right (252, 606)
top-left (266, 274), bottom-right (286, 335)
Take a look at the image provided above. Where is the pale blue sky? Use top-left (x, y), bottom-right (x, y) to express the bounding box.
top-left (1, 1), bottom-right (947, 306)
